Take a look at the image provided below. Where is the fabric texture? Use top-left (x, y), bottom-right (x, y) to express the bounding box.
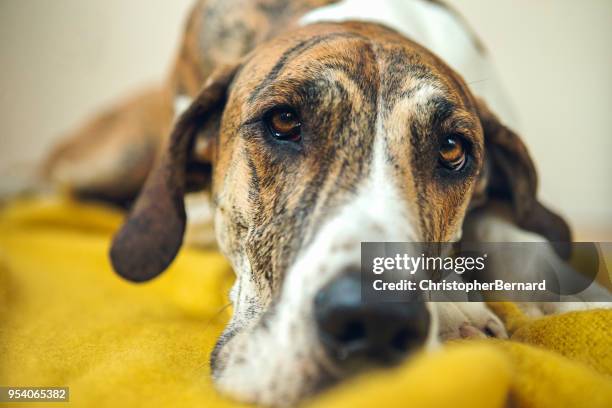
top-left (0, 198), bottom-right (610, 407)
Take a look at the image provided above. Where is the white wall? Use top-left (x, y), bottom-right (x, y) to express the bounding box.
top-left (454, 0), bottom-right (612, 238)
top-left (0, 0), bottom-right (192, 169)
top-left (0, 0), bottom-right (610, 237)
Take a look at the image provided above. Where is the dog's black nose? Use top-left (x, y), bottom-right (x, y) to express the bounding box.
top-left (314, 273), bottom-right (430, 367)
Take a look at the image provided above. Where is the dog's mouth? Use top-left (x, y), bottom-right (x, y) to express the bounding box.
top-left (211, 273), bottom-right (434, 407)
top-left (212, 320), bottom-right (433, 407)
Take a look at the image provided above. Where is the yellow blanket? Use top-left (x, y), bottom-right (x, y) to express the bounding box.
top-left (1, 198), bottom-right (611, 407)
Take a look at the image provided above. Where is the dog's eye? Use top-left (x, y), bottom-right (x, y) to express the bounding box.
top-left (439, 135), bottom-right (467, 171)
top-left (264, 107), bottom-right (301, 142)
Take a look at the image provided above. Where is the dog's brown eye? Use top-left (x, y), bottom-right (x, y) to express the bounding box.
top-left (265, 108), bottom-right (301, 142)
top-left (439, 135), bottom-right (467, 171)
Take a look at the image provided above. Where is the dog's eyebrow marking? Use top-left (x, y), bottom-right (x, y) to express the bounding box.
top-left (428, 96), bottom-right (456, 127)
top-left (395, 84), bottom-right (457, 129)
top-left (242, 76), bottom-right (351, 119)
top-left (248, 32), bottom-right (367, 103)
top-left (240, 73), bottom-right (357, 126)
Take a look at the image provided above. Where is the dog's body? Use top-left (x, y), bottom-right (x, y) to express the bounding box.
top-left (43, 0), bottom-right (610, 406)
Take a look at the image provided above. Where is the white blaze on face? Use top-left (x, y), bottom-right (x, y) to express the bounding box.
top-left (286, 105), bottom-right (418, 283)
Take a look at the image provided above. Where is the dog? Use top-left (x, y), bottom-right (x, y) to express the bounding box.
top-left (43, 0), bottom-right (610, 405)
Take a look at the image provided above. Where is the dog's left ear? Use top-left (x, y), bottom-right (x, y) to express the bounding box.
top-left (110, 64), bottom-right (239, 282)
top-left (472, 98), bottom-right (572, 257)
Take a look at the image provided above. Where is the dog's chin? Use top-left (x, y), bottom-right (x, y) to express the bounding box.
top-left (211, 326), bottom-right (340, 407)
top-left (211, 315), bottom-right (439, 407)
top-left (215, 363), bottom-right (338, 407)
top-left (207, 294), bottom-right (349, 407)
top-left (212, 332), bottom-right (437, 407)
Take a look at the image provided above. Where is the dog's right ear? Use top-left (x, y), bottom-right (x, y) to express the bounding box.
top-left (110, 65), bottom-right (239, 282)
top-left (472, 98), bottom-right (572, 258)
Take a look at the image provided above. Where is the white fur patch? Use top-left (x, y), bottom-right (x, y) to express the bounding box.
top-left (300, 0), bottom-right (519, 130)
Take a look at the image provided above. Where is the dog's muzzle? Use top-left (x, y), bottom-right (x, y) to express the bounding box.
top-left (313, 268), bottom-right (430, 369)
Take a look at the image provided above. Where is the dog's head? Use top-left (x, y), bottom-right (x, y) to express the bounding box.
top-left (110, 22), bottom-right (569, 405)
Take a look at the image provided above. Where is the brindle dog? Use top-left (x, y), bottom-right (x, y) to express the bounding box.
top-left (44, 0), bottom-right (589, 406)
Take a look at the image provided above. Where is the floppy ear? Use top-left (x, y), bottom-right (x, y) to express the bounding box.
top-left (474, 99), bottom-right (572, 258)
top-left (110, 65), bottom-right (238, 282)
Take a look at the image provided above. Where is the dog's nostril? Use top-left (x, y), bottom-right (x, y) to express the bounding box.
top-left (314, 273), bottom-right (430, 368)
top-left (390, 327), bottom-right (416, 353)
top-left (337, 320), bottom-right (366, 343)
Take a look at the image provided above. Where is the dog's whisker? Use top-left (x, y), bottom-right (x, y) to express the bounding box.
top-left (202, 301), bottom-right (233, 332)
top-left (467, 78), bottom-right (490, 85)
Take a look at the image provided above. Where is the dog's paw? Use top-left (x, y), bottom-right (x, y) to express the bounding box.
top-left (435, 302), bottom-right (508, 340)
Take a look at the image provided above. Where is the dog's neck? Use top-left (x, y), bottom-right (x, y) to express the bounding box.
top-left (300, 0), bottom-right (519, 130)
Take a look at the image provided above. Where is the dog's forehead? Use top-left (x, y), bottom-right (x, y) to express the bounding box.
top-left (230, 22), bottom-right (474, 111)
